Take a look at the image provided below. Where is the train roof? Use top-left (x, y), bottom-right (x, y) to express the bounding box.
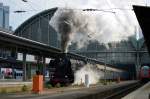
top-left (141, 66), bottom-right (149, 69)
top-left (96, 64), bottom-right (126, 72)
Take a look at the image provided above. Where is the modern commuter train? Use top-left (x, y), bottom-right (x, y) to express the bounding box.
top-left (139, 66), bottom-right (150, 82)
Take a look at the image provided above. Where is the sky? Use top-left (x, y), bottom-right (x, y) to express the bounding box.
top-left (0, 0), bottom-right (149, 30)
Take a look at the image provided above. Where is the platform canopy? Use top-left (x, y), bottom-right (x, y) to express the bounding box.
top-left (133, 5), bottom-right (150, 55)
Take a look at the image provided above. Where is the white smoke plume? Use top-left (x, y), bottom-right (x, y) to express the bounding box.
top-left (49, 0), bottom-right (146, 52)
top-left (73, 64), bottom-right (104, 85)
top-left (50, 8), bottom-right (96, 52)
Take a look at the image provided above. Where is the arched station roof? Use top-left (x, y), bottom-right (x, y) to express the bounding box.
top-left (14, 8), bottom-right (60, 48)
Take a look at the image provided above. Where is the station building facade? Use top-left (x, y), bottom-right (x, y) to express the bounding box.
top-left (15, 8), bottom-right (59, 48)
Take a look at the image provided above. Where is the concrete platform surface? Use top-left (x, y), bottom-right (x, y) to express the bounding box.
top-left (0, 79), bottom-right (32, 87)
top-left (122, 82), bottom-right (150, 99)
top-left (0, 81), bottom-right (137, 99)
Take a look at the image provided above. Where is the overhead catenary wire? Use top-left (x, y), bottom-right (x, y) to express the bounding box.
top-left (12, 7), bottom-right (133, 13)
top-left (11, 8), bottom-right (134, 15)
top-left (104, 0), bottom-right (133, 37)
top-left (11, 0), bottom-right (135, 33)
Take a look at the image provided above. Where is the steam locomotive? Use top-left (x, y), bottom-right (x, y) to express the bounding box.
top-left (48, 54), bottom-right (74, 86)
top-left (48, 53), bottom-right (129, 86)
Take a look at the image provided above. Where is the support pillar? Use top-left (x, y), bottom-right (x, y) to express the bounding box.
top-left (27, 63), bottom-right (31, 80)
top-left (36, 56), bottom-right (41, 72)
top-left (12, 67), bottom-right (15, 79)
top-left (42, 57), bottom-right (46, 81)
top-left (135, 40), bottom-right (141, 80)
top-left (136, 50), bottom-right (140, 79)
top-left (0, 67), bottom-right (1, 79)
top-left (104, 52), bottom-right (107, 84)
top-left (23, 53), bottom-right (27, 81)
top-left (11, 48), bottom-right (17, 79)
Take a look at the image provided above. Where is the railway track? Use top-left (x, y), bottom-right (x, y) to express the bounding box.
top-left (102, 81), bottom-right (144, 99)
top-left (77, 81), bottom-right (144, 99)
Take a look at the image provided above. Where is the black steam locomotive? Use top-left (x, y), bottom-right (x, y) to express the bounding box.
top-left (48, 54), bottom-right (74, 86)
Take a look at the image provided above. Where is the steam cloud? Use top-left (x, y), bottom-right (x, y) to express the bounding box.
top-left (73, 64), bottom-right (103, 85)
top-left (50, 4), bottom-right (138, 52)
top-left (50, 9), bottom-right (96, 52)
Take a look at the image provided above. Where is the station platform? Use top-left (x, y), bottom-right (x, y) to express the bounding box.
top-left (0, 81), bottom-right (137, 99)
top-left (122, 82), bottom-right (150, 99)
top-left (0, 79), bottom-right (32, 87)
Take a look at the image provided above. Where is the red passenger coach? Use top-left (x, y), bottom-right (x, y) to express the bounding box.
top-left (140, 66), bottom-right (150, 82)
